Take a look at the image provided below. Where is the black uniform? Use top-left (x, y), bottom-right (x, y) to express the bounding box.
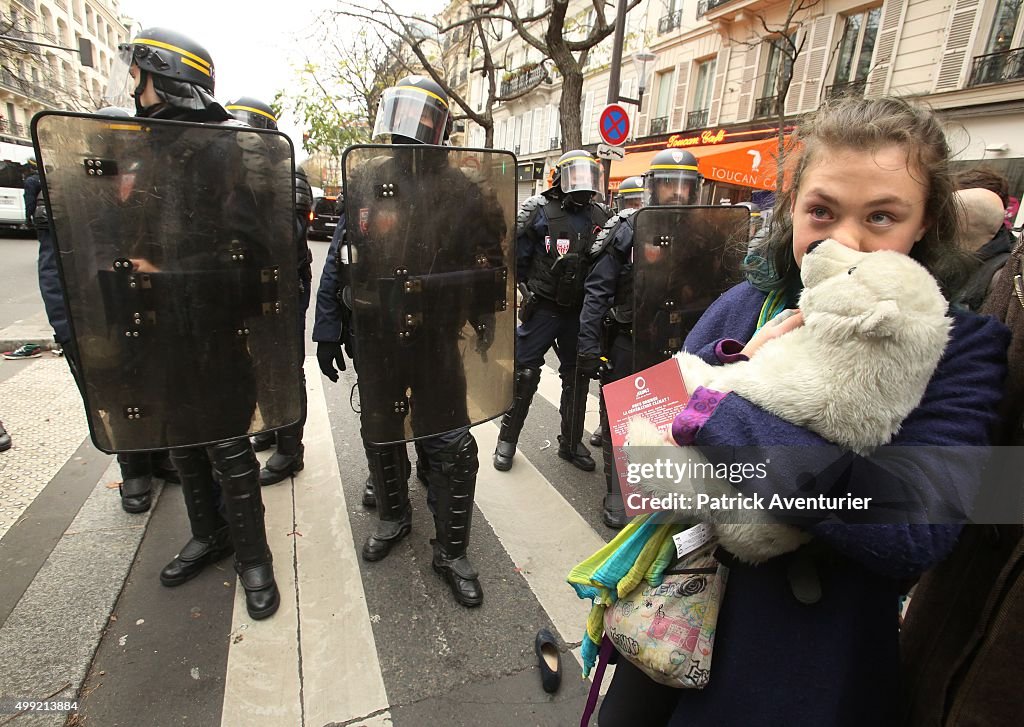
top-left (314, 148), bottom-right (507, 607)
top-left (578, 209), bottom-right (639, 528)
top-left (492, 190), bottom-right (610, 472)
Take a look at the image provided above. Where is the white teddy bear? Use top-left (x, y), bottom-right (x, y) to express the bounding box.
top-left (627, 238), bottom-right (952, 563)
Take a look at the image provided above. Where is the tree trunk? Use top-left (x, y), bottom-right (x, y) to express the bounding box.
top-left (559, 69), bottom-right (584, 151)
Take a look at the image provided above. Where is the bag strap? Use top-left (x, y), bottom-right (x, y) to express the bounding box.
top-left (580, 637), bottom-right (615, 727)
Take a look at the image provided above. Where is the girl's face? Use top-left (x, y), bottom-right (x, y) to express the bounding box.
top-left (791, 145), bottom-right (929, 268)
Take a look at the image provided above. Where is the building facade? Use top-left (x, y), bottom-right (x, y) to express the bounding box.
top-left (1, 0), bottom-right (129, 150)
top-left (445, 0), bottom-right (1023, 221)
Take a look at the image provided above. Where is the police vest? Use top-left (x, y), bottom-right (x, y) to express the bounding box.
top-left (528, 200), bottom-right (610, 308)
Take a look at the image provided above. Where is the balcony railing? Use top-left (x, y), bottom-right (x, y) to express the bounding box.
top-left (658, 10), bottom-right (683, 35)
top-left (500, 65), bottom-right (547, 97)
top-left (696, 0), bottom-right (733, 19)
top-left (753, 95), bottom-right (781, 120)
top-left (549, 136), bottom-right (560, 150)
top-left (686, 108), bottom-right (708, 129)
top-left (0, 119), bottom-right (28, 138)
top-left (825, 78), bottom-right (867, 100)
top-left (968, 47), bottom-right (1024, 87)
top-left (649, 116), bottom-right (670, 135)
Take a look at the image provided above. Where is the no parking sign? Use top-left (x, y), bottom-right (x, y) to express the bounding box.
top-left (598, 104), bottom-right (631, 147)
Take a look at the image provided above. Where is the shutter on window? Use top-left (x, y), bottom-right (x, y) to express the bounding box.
top-left (799, 16), bottom-right (833, 111)
top-left (671, 61), bottom-right (690, 130)
top-left (866, 0), bottom-right (910, 96)
top-left (934, 0), bottom-right (982, 92)
top-left (738, 45), bottom-right (759, 121)
top-left (709, 47), bottom-right (731, 124)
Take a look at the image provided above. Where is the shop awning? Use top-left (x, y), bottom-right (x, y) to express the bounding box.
top-left (611, 136), bottom-right (790, 191)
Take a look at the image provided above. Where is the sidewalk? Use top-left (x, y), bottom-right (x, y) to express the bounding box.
top-left (0, 311), bottom-right (59, 354)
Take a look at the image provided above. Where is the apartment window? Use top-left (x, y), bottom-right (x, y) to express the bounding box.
top-left (651, 69), bottom-right (674, 134)
top-left (833, 7), bottom-right (881, 87)
top-left (985, 0), bottom-right (1023, 54)
top-left (692, 58), bottom-right (715, 113)
top-left (761, 34), bottom-right (794, 98)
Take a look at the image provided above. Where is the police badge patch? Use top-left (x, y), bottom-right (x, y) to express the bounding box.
top-left (556, 238), bottom-right (570, 256)
top-left (544, 235), bottom-right (552, 253)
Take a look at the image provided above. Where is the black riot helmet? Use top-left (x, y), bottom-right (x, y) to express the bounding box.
top-left (106, 28), bottom-right (226, 118)
top-left (552, 149), bottom-right (603, 207)
top-left (646, 148), bottom-right (702, 206)
top-left (372, 75), bottom-right (450, 146)
top-left (226, 97), bottom-right (279, 130)
top-left (615, 176), bottom-right (645, 210)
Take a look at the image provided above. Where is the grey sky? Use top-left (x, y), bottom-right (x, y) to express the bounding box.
top-left (118, 0), bottom-right (443, 159)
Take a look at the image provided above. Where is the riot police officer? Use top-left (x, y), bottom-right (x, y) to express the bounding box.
top-left (492, 150), bottom-right (611, 472)
top-left (577, 148), bottom-right (702, 528)
top-left (107, 28), bottom-right (285, 619)
top-left (314, 76), bottom-right (510, 607)
top-left (226, 97), bottom-right (313, 487)
top-left (614, 176), bottom-right (645, 212)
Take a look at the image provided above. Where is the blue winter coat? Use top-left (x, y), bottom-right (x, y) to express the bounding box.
top-left (662, 282), bottom-right (1008, 727)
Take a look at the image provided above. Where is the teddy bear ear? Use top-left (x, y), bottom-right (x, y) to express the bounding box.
top-left (856, 299), bottom-right (900, 337)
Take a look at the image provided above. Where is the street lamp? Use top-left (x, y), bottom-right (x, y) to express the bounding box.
top-left (630, 48), bottom-right (657, 111)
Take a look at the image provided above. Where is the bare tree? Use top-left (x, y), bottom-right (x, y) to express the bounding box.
top-left (731, 0), bottom-right (823, 194)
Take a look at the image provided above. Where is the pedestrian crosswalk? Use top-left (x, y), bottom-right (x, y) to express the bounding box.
top-left (0, 355), bottom-right (614, 726)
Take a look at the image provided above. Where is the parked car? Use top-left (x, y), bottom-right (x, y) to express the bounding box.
top-left (308, 195), bottom-right (340, 241)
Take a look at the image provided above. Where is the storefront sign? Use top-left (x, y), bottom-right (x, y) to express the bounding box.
top-left (666, 129), bottom-right (728, 148)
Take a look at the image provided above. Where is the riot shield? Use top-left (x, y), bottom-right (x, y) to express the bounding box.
top-left (343, 144), bottom-right (515, 445)
top-left (32, 111), bottom-right (302, 453)
top-left (632, 206), bottom-right (749, 372)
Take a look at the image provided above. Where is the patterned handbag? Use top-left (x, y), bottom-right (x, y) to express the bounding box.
top-left (603, 544), bottom-right (729, 689)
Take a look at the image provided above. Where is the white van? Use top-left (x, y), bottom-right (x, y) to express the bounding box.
top-left (0, 141), bottom-right (34, 233)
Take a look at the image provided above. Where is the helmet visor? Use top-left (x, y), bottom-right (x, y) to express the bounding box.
top-left (102, 43), bottom-right (136, 111)
top-left (616, 182), bottom-right (645, 209)
top-left (558, 156), bottom-right (603, 194)
top-left (372, 86), bottom-right (448, 145)
top-left (645, 171), bottom-right (699, 206)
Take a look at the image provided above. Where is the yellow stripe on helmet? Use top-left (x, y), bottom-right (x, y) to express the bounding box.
top-left (225, 104), bottom-right (278, 123)
top-left (649, 164), bottom-right (700, 171)
top-left (180, 57), bottom-right (213, 77)
top-left (134, 38), bottom-right (212, 68)
top-left (618, 186), bottom-right (644, 194)
top-left (397, 85), bottom-right (449, 109)
top-left (559, 156), bottom-right (599, 167)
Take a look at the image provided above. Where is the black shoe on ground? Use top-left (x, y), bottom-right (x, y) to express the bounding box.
top-left (557, 437), bottom-right (596, 472)
top-left (535, 627), bottom-right (562, 693)
top-left (361, 507), bottom-right (412, 562)
top-left (120, 474), bottom-right (153, 514)
top-left (251, 432), bottom-right (276, 453)
top-left (492, 440), bottom-right (516, 471)
top-left (0, 421), bottom-right (10, 452)
top-left (431, 541), bottom-right (483, 608)
top-left (160, 529), bottom-right (234, 586)
top-left (589, 426), bottom-right (604, 447)
top-left (237, 561), bottom-right (280, 620)
top-left (602, 495), bottom-right (630, 530)
top-left (259, 445), bottom-right (304, 486)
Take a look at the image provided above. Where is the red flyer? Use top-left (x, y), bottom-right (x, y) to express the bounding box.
top-left (601, 358), bottom-right (691, 515)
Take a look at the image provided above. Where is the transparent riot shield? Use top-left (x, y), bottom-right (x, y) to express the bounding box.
top-left (343, 145), bottom-right (516, 445)
top-left (32, 111), bottom-right (302, 453)
top-left (632, 206), bottom-right (750, 372)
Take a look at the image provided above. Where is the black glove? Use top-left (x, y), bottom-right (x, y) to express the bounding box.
top-left (577, 352), bottom-right (610, 380)
top-left (317, 341), bottom-right (347, 382)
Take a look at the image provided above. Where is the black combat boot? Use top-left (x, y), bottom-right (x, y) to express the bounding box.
top-left (414, 440), bottom-right (430, 487)
top-left (160, 448), bottom-right (233, 586)
top-left (590, 424), bottom-right (604, 447)
top-left (557, 373), bottom-right (595, 471)
top-left (118, 452), bottom-right (154, 513)
top-left (599, 397), bottom-right (628, 529)
top-left (258, 424), bottom-right (304, 486)
top-left (430, 433), bottom-right (483, 607)
top-left (251, 431), bottom-right (276, 452)
top-left (362, 445), bottom-right (412, 562)
top-left (214, 438), bottom-right (279, 620)
top-left (362, 444), bottom-right (377, 508)
top-left (493, 366), bottom-right (541, 471)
